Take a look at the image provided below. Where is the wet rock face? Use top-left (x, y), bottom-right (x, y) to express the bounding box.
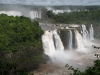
top-left (41, 54), bottom-right (49, 64)
top-left (85, 24), bottom-right (100, 38)
top-left (59, 30), bottom-right (69, 50)
top-left (58, 29), bottom-right (78, 50)
top-left (93, 24), bottom-right (100, 37)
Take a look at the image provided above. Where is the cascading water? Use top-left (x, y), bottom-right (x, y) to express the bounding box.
top-left (81, 24), bottom-right (92, 47)
top-left (74, 29), bottom-right (84, 49)
top-left (81, 25), bottom-right (89, 41)
top-left (42, 30), bottom-right (64, 56)
top-left (42, 31), bottom-right (55, 56)
top-left (89, 24), bottom-right (94, 40)
top-left (68, 30), bottom-right (73, 50)
top-left (52, 30), bottom-right (64, 51)
top-left (42, 24), bottom-right (94, 53)
top-left (29, 11), bottom-right (42, 19)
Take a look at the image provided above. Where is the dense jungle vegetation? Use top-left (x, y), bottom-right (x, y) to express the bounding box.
top-left (0, 14), bottom-right (43, 75)
top-left (46, 9), bottom-right (100, 25)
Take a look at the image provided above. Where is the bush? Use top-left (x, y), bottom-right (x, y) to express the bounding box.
top-left (65, 59), bottom-right (100, 75)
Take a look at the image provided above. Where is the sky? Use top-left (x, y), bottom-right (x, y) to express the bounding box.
top-left (0, 0), bottom-right (100, 6)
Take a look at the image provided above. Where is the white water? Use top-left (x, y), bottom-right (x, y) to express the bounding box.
top-left (52, 30), bottom-right (64, 51)
top-left (89, 24), bottom-right (94, 40)
top-left (74, 29), bottom-right (84, 50)
top-left (82, 25), bottom-right (94, 46)
top-left (42, 31), bottom-right (55, 56)
top-left (29, 11), bottom-right (41, 19)
top-left (81, 25), bottom-right (89, 41)
top-left (68, 30), bottom-right (72, 50)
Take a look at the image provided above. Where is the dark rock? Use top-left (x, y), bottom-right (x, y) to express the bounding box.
top-left (41, 54), bottom-right (49, 64)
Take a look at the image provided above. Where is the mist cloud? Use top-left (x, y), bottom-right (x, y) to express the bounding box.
top-left (0, 0), bottom-right (100, 6)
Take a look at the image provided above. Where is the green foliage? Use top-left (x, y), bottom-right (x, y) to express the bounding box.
top-left (46, 10), bottom-right (100, 24)
top-left (0, 14), bottom-right (43, 53)
top-left (46, 10), bottom-right (54, 18)
top-left (7, 45), bottom-right (43, 72)
top-left (0, 60), bottom-right (34, 75)
top-left (0, 14), bottom-right (44, 74)
top-left (66, 59), bottom-right (100, 75)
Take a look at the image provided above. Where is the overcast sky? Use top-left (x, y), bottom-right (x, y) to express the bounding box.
top-left (0, 0), bottom-right (100, 6)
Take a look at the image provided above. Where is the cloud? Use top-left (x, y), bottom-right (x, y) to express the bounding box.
top-left (0, 0), bottom-right (100, 6)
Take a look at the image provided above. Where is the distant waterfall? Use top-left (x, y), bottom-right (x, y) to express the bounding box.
top-left (81, 25), bottom-right (89, 41)
top-left (29, 11), bottom-right (41, 19)
top-left (89, 24), bottom-right (94, 40)
top-left (68, 30), bottom-right (72, 50)
top-left (53, 30), bottom-right (64, 51)
top-left (42, 31), bottom-right (55, 56)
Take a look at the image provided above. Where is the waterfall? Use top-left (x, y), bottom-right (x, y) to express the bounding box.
top-left (89, 24), bottom-right (94, 40)
top-left (81, 25), bottom-right (89, 41)
top-left (42, 24), bottom-right (94, 56)
top-left (39, 23), bottom-right (100, 72)
top-left (68, 30), bottom-right (72, 50)
top-left (42, 30), bottom-right (64, 56)
top-left (42, 31), bottom-right (55, 56)
top-left (74, 29), bottom-right (84, 49)
top-left (29, 11), bottom-right (41, 19)
top-left (52, 30), bottom-right (64, 50)
top-left (41, 24), bottom-right (96, 67)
